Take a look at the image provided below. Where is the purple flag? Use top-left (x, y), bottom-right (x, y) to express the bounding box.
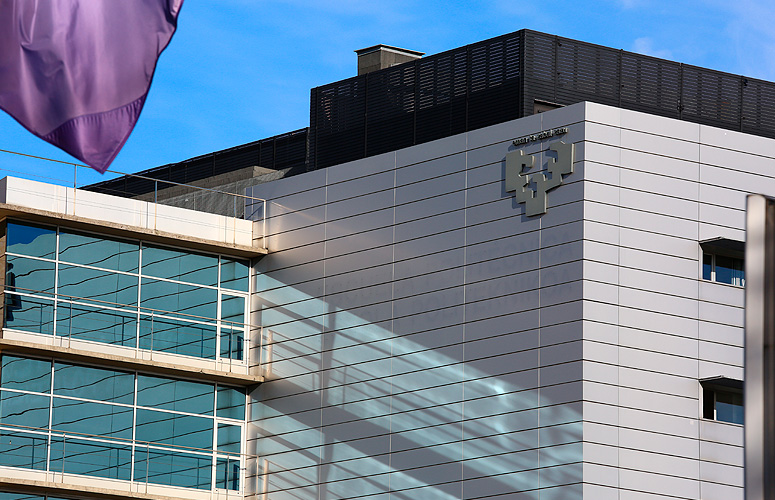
top-left (0, 0), bottom-right (183, 173)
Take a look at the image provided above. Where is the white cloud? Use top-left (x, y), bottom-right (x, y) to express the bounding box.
top-left (631, 37), bottom-right (673, 59)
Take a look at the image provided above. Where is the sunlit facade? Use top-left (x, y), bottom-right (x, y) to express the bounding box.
top-left (0, 28), bottom-right (768, 500)
top-left (0, 177), bottom-right (261, 500)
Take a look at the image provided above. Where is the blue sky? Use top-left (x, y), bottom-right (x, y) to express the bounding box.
top-left (2, 0), bottom-right (775, 186)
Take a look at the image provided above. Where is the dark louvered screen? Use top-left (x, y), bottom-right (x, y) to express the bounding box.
top-left (620, 51), bottom-right (681, 119)
top-left (309, 29), bottom-right (775, 170)
top-left (84, 129), bottom-right (308, 198)
top-left (415, 48), bottom-right (468, 144)
top-left (309, 31), bottom-right (525, 169)
top-left (743, 78), bottom-right (775, 139)
top-left (522, 31), bottom-right (555, 113)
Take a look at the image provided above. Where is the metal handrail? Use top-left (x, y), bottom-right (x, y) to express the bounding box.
top-left (2, 285), bottom-right (256, 330)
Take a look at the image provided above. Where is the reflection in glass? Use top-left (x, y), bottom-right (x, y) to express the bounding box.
top-left (4, 296), bottom-right (54, 335)
top-left (52, 399), bottom-right (133, 439)
top-left (58, 264), bottom-right (138, 306)
top-left (220, 295), bottom-right (245, 360)
top-left (715, 255), bottom-right (745, 287)
top-left (1, 356), bottom-right (51, 393)
top-left (141, 278), bottom-right (217, 319)
top-left (49, 437), bottom-right (131, 480)
top-left (6, 222), bottom-right (55, 259)
top-left (4, 257), bottom-right (55, 335)
top-left (0, 430), bottom-right (47, 470)
top-left (134, 447), bottom-right (212, 490)
top-left (216, 387), bottom-right (245, 420)
top-left (220, 329), bottom-right (244, 361)
top-left (56, 303), bottom-right (137, 347)
top-left (59, 230), bottom-right (139, 272)
top-left (221, 258), bottom-right (249, 292)
top-left (135, 409), bottom-right (212, 450)
top-left (54, 363), bottom-right (134, 404)
top-left (139, 316), bottom-right (217, 359)
top-left (0, 392), bottom-right (50, 429)
top-left (142, 245), bottom-right (218, 286)
top-left (216, 456), bottom-right (240, 491)
top-left (217, 424), bottom-right (241, 454)
top-left (137, 375), bottom-right (213, 415)
top-left (0, 492), bottom-right (45, 500)
top-left (716, 390), bottom-right (744, 424)
top-left (7, 256), bottom-right (55, 294)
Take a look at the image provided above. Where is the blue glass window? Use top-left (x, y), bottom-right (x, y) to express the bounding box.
top-left (135, 409), bottom-right (213, 450)
top-left (220, 294), bottom-right (245, 360)
top-left (221, 258), bottom-right (249, 292)
top-left (715, 390), bottom-right (744, 425)
top-left (0, 493), bottom-right (45, 500)
top-left (134, 448), bottom-right (212, 490)
top-left (217, 424), bottom-right (241, 454)
top-left (139, 315), bottom-right (217, 359)
top-left (49, 437), bottom-right (131, 480)
top-left (141, 278), bottom-right (217, 319)
top-left (59, 230), bottom-right (139, 272)
top-left (137, 375), bottom-right (213, 415)
top-left (0, 430), bottom-right (47, 470)
top-left (216, 457), bottom-right (240, 491)
top-left (58, 265), bottom-right (138, 307)
top-left (0, 356), bottom-right (243, 492)
top-left (6, 222), bottom-right (55, 259)
top-left (56, 304), bottom-right (137, 347)
top-left (0, 392), bottom-right (49, 429)
top-left (1, 356), bottom-right (50, 393)
top-left (216, 386), bottom-right (245, 420)
top-left (54, 363), bottom-right (133, 404)
top-left (7, 256), bottom-right (55, 294)
top-left (142, 245), bottom-right (218, 286)
top-left (52, 399), bottom-right (133, 439)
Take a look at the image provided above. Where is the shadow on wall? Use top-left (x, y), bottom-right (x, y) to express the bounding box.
top-left (250, 254), bottom-right (584, 499)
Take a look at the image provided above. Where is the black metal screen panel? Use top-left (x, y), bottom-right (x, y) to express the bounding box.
top-left (309, 31), bottom-right (524, 169)
top-left (521, 31), bottom-right (556, 113)
top-left (84, 129), bottom-right (308, 198)
top-left (620, 50), bottom-right (681, 119)
top-left (743, 78), bottom-right (775, 139)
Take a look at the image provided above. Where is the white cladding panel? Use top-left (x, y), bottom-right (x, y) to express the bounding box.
top-left (249, 102), bottom-right (760, 499)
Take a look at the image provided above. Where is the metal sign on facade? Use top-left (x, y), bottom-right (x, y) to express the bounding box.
top-left (505, 135), bottom-right (574, 216)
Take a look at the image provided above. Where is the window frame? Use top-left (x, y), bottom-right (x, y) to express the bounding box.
top-left (2, 220), bottom-right (251, 364)
top-left (701, 377), bottom-right (744, 425)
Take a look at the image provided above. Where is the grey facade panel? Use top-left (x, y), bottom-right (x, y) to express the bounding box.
top-left (248, 101), bottom-right (757, 499)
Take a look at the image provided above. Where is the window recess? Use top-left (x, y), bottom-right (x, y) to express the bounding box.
top-left (701, 376), bottom-right (743, 425)
top-left (700, 238), bottom-right (745, 287)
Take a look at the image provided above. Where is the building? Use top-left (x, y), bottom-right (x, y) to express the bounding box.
top-left (0, 29), bottom-right (768, 500)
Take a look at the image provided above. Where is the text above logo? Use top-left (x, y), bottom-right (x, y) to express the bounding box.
top-left (512, 127), bottom-right (568, 146)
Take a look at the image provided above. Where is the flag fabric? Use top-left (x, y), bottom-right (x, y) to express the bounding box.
top-left (0, 0), bottom-right (184, 173)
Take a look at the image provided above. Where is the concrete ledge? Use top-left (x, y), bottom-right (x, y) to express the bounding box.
top-left (0, 203), bottom-right (267, 257)
top-left (0, 477), bottom-right (186, 500)
top-left (0, 337), bottom-right (264, 387)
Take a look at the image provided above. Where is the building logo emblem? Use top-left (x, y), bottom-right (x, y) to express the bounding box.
top-left (505, 141), bottom-right (575, 216)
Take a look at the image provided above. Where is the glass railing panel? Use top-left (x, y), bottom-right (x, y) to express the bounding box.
top-left (56, 303), bottom-right (137, 347)
top-left (138, 315), bottom-right (217, 359)
top-left (133, 447), bottom-right (212, 490)
top-left (4, 295), bottom-right (54, 335)
top-left (0, 429), bottom-right (47, 470)
top-left (49, 436), bottom-right (132, 480)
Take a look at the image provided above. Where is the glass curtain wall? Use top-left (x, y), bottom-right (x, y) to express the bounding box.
top-left (0, 355), bottom-right (246, 491)
top-left (3, 221), bottom-right (250, 361)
